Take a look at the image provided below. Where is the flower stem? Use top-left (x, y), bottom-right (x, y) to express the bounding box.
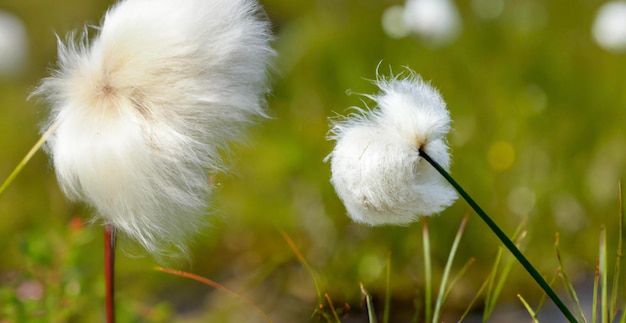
top-left (104, 224), bottom-right (116, 323)
top-left (0, 120), bottom-right (59, 197)
top-left (383, 251), bottom-right (392, 323)
top-left (418, 148), bottom-right (577, 323)
top-left (422, 218), bottom-right (432, 323)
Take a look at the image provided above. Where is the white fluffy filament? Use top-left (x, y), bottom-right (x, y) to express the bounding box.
top-left (32, 0), bottom-right (273, 256)
top-left (328, 70), bottom-right (457, 225)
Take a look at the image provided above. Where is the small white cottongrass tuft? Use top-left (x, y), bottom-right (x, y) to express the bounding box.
top-left (403, 0), bottom-right (461, 46)
top-left (592, 1), bottom-right (626, 54)
top-left (328, 70), bottom-right (457, 225)
top-left (31, 0), bottom-right (273, 257)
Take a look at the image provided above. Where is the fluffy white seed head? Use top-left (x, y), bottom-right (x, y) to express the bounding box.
top-left (592, 1), bottom-right (626, 54)
top-left (32, 0), bottom-right (273, 257)
top-left (403, 0), bottom-right (461, 47)
top-left (328, 71), bottom-right (457, 226)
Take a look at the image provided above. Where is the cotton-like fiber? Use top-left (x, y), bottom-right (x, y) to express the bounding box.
top-left (328, 71), bottom-right (457, 225)
top-left (32, 0), bottom-right (273, 256)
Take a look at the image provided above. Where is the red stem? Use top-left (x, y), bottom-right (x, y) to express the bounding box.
top-left (104, 224), bottom-right (116, 323)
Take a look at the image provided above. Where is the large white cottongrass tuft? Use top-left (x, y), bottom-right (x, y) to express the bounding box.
top-left (328, 70), bottom-right (457, 225)
top-left (32, 0), bottom-right (273, 256)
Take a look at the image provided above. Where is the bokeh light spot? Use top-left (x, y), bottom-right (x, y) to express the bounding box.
top-left (551, 193), bottom-right (587, 233)
top-left (471, 0), bottom-right (504, 20)
top-left (358, 254), bottom-right (384, 282)
top-left (65, 280), bottom-right (81, 296)
top-left (382, 6), bottom-right (410, 39)
top-left (16, 280), bottom-right (44, 301)
top-left (488, 141), bottom-right (515, 171)
top-left (507, 186), bottom-right (536, 216)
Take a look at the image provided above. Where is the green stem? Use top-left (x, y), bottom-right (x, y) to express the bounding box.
top-left (418, 148), bottom-right (577, 323)
top-left (360, 283), bottom-right (378, 323)
top-left (384, 252), bottom-right (391, 323)
top-left (422, 218), bottom-right (432, 323)
top-left (600, 227), bottom-right (607, 323)
top-left (433, 213), bottom-right (468, 323)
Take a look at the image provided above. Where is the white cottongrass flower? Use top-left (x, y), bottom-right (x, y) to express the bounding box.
top-left (592, 1), bottom-right (626, 54)
top-left (0, 11), bottom-right (28, 77)
top-left (328, 70), bottom-right (457, 225)
top-left (31, 0), bottom-right (273, 256)
top-left (381, 0), bottom-right (461, 46)
top-left (403, 0), bottom-right (461, 46)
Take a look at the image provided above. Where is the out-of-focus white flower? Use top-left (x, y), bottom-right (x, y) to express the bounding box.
top-left (592, 1), bottom-right (626, 54)
top-left (327, 70), bottom-right (457, 226)
top-left (32, 0), bottom-right (273, 257)
top-left (0, 11), bottom-right (28, 77)
top-left (403, 0), bottom-right (461, 46)
top-left (382, 6), bottom-right (411, 39)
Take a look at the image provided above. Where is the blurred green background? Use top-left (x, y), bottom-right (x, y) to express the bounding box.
top-left (1, 0), bottom-right (625, 321)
